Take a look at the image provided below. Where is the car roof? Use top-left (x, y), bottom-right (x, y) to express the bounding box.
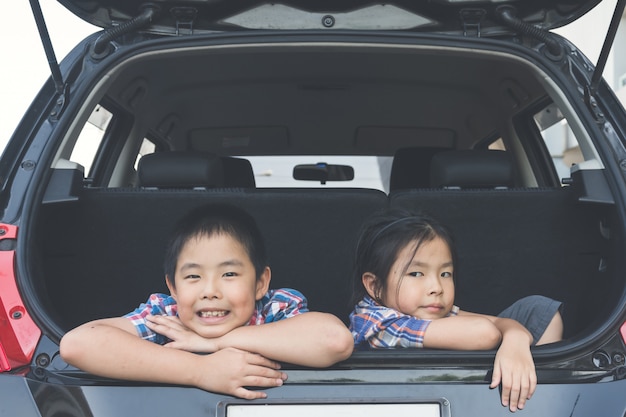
top-left (57, 0), bottom-right (602, 34)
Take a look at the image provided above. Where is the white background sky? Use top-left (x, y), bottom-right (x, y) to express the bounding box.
top-left (0, 0), bottom-right (97, 151)
top-left (0, 0), bottom-right (619, 154)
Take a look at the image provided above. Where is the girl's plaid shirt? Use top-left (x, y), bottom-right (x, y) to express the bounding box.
top-left (349, 295), bottom-right (458, 348)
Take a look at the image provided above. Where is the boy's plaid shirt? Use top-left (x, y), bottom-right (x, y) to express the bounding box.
top-left (349, 295), bottom-right (458, 348)
top-left (125, 288), bottom-right (308, 344)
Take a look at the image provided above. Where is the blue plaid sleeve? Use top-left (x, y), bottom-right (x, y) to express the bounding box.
top-left (250, 288), bottom-right (309, 325)
top-left (123, 293), bottom-right (178, 344)
top-left (350, 301), bottom-right (431, 348)
top-left (364, 313), bottom-right (431, 348)
top-left (350, 297), bottom-right (460, 348)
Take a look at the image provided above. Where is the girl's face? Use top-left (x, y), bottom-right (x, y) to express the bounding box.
top-left (166, 233), bottom-right (270, 339)
top-left (376, 236), bottom-right (455, 319)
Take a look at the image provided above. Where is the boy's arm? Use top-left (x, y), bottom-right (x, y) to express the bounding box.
top-left (59, 318), bottom-right (287, 399)
top-left (146, 312), bottom-right (354, 367)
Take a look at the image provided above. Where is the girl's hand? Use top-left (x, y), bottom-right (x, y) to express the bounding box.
top-left (490, 332), bottom-right (536, 412)
top-left (145, 314), bottom-right (219, 352)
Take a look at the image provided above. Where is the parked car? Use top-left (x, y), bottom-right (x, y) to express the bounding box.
top-left (2, 0), bottom-right (626, 415)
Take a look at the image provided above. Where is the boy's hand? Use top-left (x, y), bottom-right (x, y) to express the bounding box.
top-left (490, 332), bottom-right (536, 412)
top-left (146, 314), bottom-right (219, 352)
top-left (145, 316), bottom-right (287, 398)
top-left (196, 347), bottom-right (287, 399)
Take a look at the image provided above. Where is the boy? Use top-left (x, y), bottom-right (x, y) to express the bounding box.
top-left (60, 204), bottom-right (353, 399)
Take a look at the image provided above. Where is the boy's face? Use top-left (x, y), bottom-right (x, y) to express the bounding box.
top-left (166, 233), bottom-right (270, 339)
top-left (365, 236), bottom-right (455, 320)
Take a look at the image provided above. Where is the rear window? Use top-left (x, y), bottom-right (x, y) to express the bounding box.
top-left (245, 156), bottom-right (392, 191)
top-left (534, 103), bottom-right (583, 181)
top-left (70, 104), bottom-right (113, 175)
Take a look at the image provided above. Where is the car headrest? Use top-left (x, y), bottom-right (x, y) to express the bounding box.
top-left (221, 157), bottom-right (256, 188)
top-left (138, 152), bottom-right (223, 188)
top-left (429, 150), bottom-right (514, 188)
top-left (389, 147), bottom-right (450, 191)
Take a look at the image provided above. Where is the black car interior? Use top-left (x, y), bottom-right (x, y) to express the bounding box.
top-left (28, 38), bottom-right (620, 354)
top-left (39, 150), bottom-right (611, 341)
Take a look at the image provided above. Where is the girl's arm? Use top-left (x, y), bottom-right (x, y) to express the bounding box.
top-left (461, 311), bottom-right (535, 412)
top-left (60, 317), bottom-right (287, 399)
top-left (421, 314), bottom-right (502, 350)
top-left (146, 311), bottom-right (354, 367)
top-left (490, 316), bottom-right (535, 412)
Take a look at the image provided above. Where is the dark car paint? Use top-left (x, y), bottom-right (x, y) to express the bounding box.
top-left (1, 371), bottom-right (624, 416)
top-left (2, 1), bottom-right (626, 416)
top-left (57, 0), bottom-right (602, 33)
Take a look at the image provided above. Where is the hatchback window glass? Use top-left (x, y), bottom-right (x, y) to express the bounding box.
top-left (488, 138), bottom-right (506, 151)
top-left (70, 105), bottom-right (113, 175)
top-left (134, 138), bottom-right (157, 170)
top-left (245, 156), bottom-right (391, 191)
top-left (534, 104), bottom-right (583, 181)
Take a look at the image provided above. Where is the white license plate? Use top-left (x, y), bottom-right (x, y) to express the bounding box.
top-left (227, 403), bottom-right (441, 417)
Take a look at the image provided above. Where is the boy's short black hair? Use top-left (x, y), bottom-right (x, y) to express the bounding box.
top-left (163, 204), bottom-right (268, 287)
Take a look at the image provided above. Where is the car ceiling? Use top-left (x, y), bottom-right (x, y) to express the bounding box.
top-left (103, 42), bottom-right (547, 156)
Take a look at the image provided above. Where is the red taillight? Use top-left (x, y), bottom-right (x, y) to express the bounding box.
top-left (621, 320), bottom-right (626, 345)
top-left (0, 224), bottom-right (41, 371)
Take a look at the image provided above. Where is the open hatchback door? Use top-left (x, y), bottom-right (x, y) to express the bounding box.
top-left (2, 0), bottom-right (626, 415)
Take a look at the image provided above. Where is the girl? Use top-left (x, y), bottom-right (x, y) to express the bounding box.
top-left (349, 209), bottom-right (563, 412)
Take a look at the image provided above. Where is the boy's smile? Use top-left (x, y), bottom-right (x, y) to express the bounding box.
top-left (197, 310), bottom-right (228, 318)
top-left (166, 233), bottom-right (270, 339)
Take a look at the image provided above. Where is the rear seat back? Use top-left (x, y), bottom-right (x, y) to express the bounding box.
top-left (138, 151), bottom-right (256, 189)
top-left (41, 150), bottom-right (608, 337)
top-left (389, 187), bottom-right (607, 337)
top-left (429, 150), bottom-right (514, 188)
top-left (390, 148), bottom-right (607, 337)
top-left (42, 188), bottom-right (387, 328)
top-left (389, 147), bottom-right (450, 191)
top-left (138, 151), bottom-right (224, 189)
top-left (221, 157), bottom-right (256, 188)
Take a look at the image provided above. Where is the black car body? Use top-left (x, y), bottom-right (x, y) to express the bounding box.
top-left (2, 0), bottom-right (626, 415)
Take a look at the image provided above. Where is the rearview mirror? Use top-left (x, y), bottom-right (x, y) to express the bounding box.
top-left (293, 163), bottom-right (354, 185)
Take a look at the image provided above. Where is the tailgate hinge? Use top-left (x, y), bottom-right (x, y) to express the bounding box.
top-left (92, 4), bottom-right (160, 60)
top-left (460, 9), bottom-right (485, 37)
top-left (584, 86), bottom-right (606, 124)
top-left (496, 6), bottom-right (563, 60)
top-left (49, 83), bottom-right (70, 121)
top-left (172, 7), bottom-right (198, 36)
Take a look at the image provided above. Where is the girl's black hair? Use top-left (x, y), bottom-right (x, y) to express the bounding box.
top-left (163, 204), bottom-right (268, 287)
top-left (351, 209), bottom-right (457, 306)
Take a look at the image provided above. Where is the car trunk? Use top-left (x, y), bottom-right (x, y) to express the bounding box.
top-left (1, 1), bottom-right (625, 416)
top-left (13, 35), bottom-right (622, 366)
